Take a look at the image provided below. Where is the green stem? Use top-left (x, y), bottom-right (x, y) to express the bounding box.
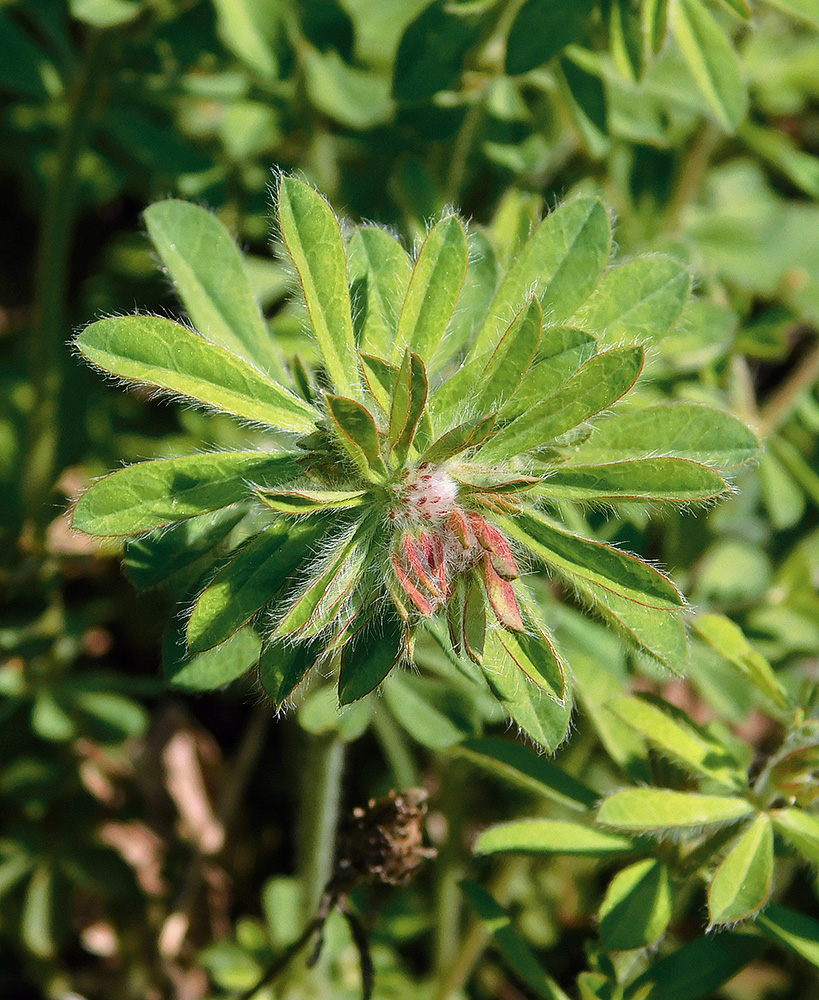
top-left (663, 121), bottom-right (719, 238)
top-left (444, 92), bottom-right (487, 206)
top-left (296, 731), bottom-right (345, 921)
top-left (22, 29), bottom-right (107, 543)
top-left (760, 336), bottom-right (819, 434)
top-left (372, 704), bottom-right (419, 788)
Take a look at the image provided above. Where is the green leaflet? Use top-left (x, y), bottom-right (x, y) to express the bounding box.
top-left (143, 199), bottom-right (286, 380)
top-left (599, 859), bottom-right (673, 950)
top-left (359, 353), bottom-right (399, 413)
top-left (475, 820), bottom-right (636, 856)
top-left (72, 452), bottom-right (299, 535)
top-left (571, 256), bottom-right (691, 345)
top-left (277, 177), bottom-right (360, 399)
top-left (471, 297), bottom-right (542, 415)
top-left (610, 0), bottom-right (645, 81)
top-left (187, 520), bottom-right (325, 652)
top-left (567, 402), bottom-right (759, 468)
top-left (597, 788), bottom-right (753, 830)
top-left (481, 628), bottom-right (573, 752)
top-left (393, 215), bottom-right (469, 362)
top-left (762, 0), bottom-right (819, 28)
top-left (256, 488), bottom-right (367, 514)
top-left (494, 605), bottom-right (567, 703)
top-left (461, 881), bottom-right (571, 1000)
top-left (124, 507), bottom-right (247, 592)
top-left (770, 807), bottom-right (819, 865)
top-left (388, 350), bottom-right (428, 463)
top-left (258, 641), bottom-right (321, 709)
top-left (421, 414), bottom-right (497, 464)
top-left (273, 520), bottom-right (370, 638)
top-left (471, 197), bottom-right (611, 358)
top-left (382, 673), bottom-right (476, 750)
top-left (500, 327), bottom-right (597, 419)
top-left (692, 614), bottom-right (789, 708)
top-left (757, 904), bottom-right (819, 969)
top-left (672, 0), bottom-right (748, 132)
top-left (325, 395), bottom-right (388, 480)
top-left (502, 510), bottom-right (684, 611)
top-left (75, 316), bottom-right (317, 432)
top-left (164, 623), bottom-right (262, 691)
top-left (630, 933), bottom-right (764, 1000)
top-left (338, 611), bottom-right (405, 704)
top-left (454, 736), bottom-right (598, 810)
top-left (537, 458), bottom-right (729, 503)
top-left (443, 231), bottom-right (499, 363)
top-left (708, 814), bottom-right (773, 924)
top-left (608, 695), bottom-right (745, 790)
top-left (477, 345), bottom-right (644, 463)
top-left (347, 226), bottom-right (412, 358)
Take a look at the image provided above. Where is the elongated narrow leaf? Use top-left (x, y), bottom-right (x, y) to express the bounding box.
top-left (165, 623), bottom-right (261, 691)
top-left (455, 737), bottom-right (598, 810)
top-left (630, 933), bottom-right (763, 1000)
top-left (762, 0), bottom-right (819, 28)
top-left (22, 865), bottom-right (55, 959)
top-left (475, 820), bottom-right (635, 856)
top-left (568, 403), bottom-right (758, 468)
top-left (258, 640), bottom-right (321, 709)
top-left (393, 216), bottom-right (468, 362)
top-left (599, 859), bottom-right (673, 950)
top-left (575, 578), bottom-right (689, 670)
top-left (709, 814), bottom-right (773, 924)
top-left (757, 904), bottom-right (819, 969)
top-left (124, 507), bottom-right (246, 594)
top-left (338, 612), bottom-right (405, 704)
top-left (693, 614), bottom-right (788, 708)
top-left (277, 177), bottom-right (360, 398)
top-left (443, 231), bottom-right (499, 362)
top-left (325, 395), bottom-right (388, 480)
top-left (597, 788), bottom-right (753, 831)
top-left (771, 808), bottom-right (819, 865)
top-left (609, 695), bottom-right (745, 790)
top-left (144, 200), bottom-right (286, 380)
top-left (494, 608), bottom-right (567, 703)
top-left (461, 881), bottom-right (571, 1000)
top-left (673, 0), bottom-right (748, 132)
top-left (273, 520), bottom-right (370, 638)
top-left (383, 673), bottom-right (476, 750)
top-left (76, 316), bottom-right (317, 431)
top-left (256, 488), bottom-right (367, 514)
top-left (478, 346), bottom-right (644, 463)
top-left (360, 353), bottom-right (398, 412)
top-left (471, 197), bottom-right (611, 358)
top-left (571, 257), bottom-right (691, 345)
top-left (501, 327), bottom-right (597, 418)
top-left (388, 350), bottom-right (428, 463)
top-left (347, 226), bottom-right (412, 357)
top-left (482, 628), bottom-right (573, 752)
top-left (471, 297), bottom-right (542, 415)
top-left (503, 510), bottom-right (684, 611)
top-left (187, 521), bottom-right (325, 651)
top-left (73, 452), bottom-right (299, 535)
top-left (538, 458), bottom-right (729, 503)
top-left (421, 414), bottom-right (497, 464)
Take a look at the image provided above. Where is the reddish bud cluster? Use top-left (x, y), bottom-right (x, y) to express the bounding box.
top-left (389, 465), bottom-right (524, 633)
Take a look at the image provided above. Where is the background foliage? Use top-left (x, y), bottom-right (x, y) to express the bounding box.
top-left (2, 0), bottom-right (819, 998)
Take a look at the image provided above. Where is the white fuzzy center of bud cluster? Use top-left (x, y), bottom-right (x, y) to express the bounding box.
top-left (393, 464), bottom-right (458, 523)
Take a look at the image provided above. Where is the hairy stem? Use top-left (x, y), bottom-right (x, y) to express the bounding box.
top-left (297, 730), bottom-right (345, 921)
top-left (22, 29), bottom-right (107, 543)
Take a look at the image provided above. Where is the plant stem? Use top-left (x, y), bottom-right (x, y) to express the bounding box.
top-left (760, 336), bottom-right (819, 434)
top-left (663, 121), bottom-right (719, 238)
top-left (296, 731), bottom-right (345, 921)
top-left (372, 704), bottom-right (419, 788)
top-left (22, 29), bottom-right (107, 543)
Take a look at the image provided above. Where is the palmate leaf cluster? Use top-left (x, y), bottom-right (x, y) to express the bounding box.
top-left (72, 176), bottom-right (756, 750)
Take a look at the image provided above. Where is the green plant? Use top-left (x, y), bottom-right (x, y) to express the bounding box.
top-left (72, 176), bottom-right (755, 753)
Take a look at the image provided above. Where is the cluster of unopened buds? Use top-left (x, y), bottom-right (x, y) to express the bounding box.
top-left (387, 462), bottom-right (526, 660)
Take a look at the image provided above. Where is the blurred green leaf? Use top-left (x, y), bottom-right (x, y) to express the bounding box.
top-left (708, 814), bottom-right (773, 924)
top-left (599, 858), bottom-right (673, 950)
top-left (597, 788), bottom-right (753, 830)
